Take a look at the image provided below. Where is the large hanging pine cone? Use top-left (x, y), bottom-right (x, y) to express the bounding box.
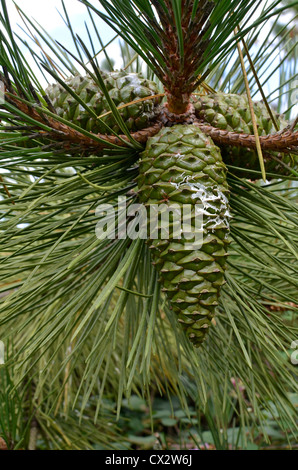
top-left (137, 124), bottom-right (230, 346)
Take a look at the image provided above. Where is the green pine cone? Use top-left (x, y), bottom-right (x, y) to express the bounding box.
top-left (138, 124), bottom-right (230, 347)
top-left (46, 71), bottom-right (162, 133)
top-left (194, 92), bottom-right (297, 176)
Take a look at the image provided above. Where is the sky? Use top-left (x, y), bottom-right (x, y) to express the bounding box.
top-left (6, 0), bottom-right (86, 24)
top-left (5, 0), bottom-right (123, 79)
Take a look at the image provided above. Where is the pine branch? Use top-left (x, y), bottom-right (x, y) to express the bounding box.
top-left (3, 80), bottom-right (297, 156)
top-left (196, 122), bottom-right (298, 153)
top-left (1, 1), bottom-right (297, 448)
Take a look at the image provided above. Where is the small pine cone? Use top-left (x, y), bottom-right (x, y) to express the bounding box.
top-left (194, 92), bottom-right (297, 176)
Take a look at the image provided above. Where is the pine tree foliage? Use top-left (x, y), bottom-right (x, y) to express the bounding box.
top-left (0, 0), bottom-right (297, 449)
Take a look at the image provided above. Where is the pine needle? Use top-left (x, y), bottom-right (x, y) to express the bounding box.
top-left (235, 28), bottom-right (267, 182)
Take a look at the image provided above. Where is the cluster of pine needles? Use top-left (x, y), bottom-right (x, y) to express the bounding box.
top-left (0, 0), bottom-right (297, 450)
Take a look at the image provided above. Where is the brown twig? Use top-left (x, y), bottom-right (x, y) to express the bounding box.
top-left (289, 116), bottom-right (298, 132)
top-left (235, 27), bottom-right (266, 181)
top-left (195, 122), bottom-right (298, 153)
top-left (235, 25), bottom-right (279, 131)
top-left (0, 174), bottom-right (15, 204)
top-left (28, 418), bottom-right (38, 451)
top-left (0, 437), bottom-right (8, 450)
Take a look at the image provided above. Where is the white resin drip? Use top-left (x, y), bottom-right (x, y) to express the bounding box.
top-left (169, 176), bottom-right (231, 232)
top-left (126, 73), bottom-right (146, 96)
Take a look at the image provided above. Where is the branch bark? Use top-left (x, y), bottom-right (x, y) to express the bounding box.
top-left (195, 122), bottom-right (298, 153)
top-left (3, 87), bottom-right (298, 155)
